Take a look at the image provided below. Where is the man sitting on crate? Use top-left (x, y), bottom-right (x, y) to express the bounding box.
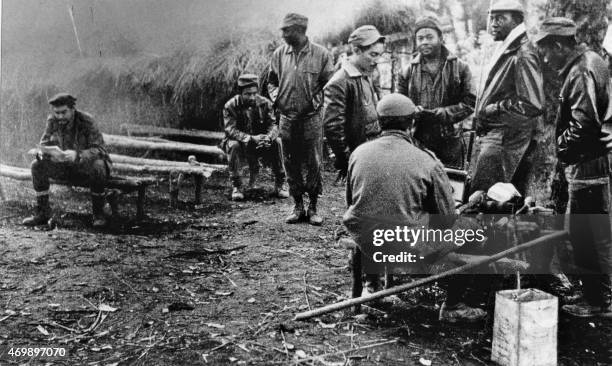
top-left (222, 74), bottom-right (289, 201)
top-left (22, 93), bottom-right (111, 228)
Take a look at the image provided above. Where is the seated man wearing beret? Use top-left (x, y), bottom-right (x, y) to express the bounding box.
top-left (222, 74), bottom-right (289, 200)
top-left (22, 93), bottom-right (112, 228)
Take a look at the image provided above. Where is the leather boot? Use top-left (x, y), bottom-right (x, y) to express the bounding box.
top-left (285, 196), bottom-right (305, 224)
top-left (22, 194), bottom-right (51, 226)
top-left (307, 194), bottom-right (323, 226)
top-left (91, 193), bottom-right (107, 228)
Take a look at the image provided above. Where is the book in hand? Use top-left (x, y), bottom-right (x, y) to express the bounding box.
top-left (28, 145), bottom-right (72, 163)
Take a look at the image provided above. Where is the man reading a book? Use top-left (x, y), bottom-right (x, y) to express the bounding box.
top-left (22, 93), bottom-right (111, 228)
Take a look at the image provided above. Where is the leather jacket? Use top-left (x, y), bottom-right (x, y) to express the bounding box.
top-left (556, 45), bottom-right (612, 181)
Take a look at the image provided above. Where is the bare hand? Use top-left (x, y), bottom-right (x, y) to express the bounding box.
top-left (63, 150), bottom-right (77, 162)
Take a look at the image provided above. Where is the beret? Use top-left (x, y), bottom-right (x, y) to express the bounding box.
top-left (377, 93), bottom-right (416, 117)
top-left (348, 25), bottom-right (385, 47)
top-left (48, 93), bottom-right (76, 106)
top-left (281, 13), bottom-right (308, 29)
top-left (534, 17), bottom-right (577, 44)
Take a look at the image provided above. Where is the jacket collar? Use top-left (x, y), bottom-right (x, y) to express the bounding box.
top-left (499, 23), bottom-right (527, 55)
top-left (559, 44), bottom-right (589, 79)
top-left (410, 45), bottom-right (456, 65)
top-left (342, 61), bottom-right (363, 77)
top-left (285, 38), bottom-right (311, 55)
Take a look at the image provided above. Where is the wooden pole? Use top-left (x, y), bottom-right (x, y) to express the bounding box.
top-left (68, 5), bottom-right (84, 57)
top-left (294, 230), bottom-right (568, 321)
top-left (103, 134), bottom-right (226, 159)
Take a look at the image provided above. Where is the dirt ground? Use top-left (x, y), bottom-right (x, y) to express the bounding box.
top-left (0, 169), bottom-right (610, 366)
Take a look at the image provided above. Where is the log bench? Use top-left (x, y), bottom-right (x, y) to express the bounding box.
top-left (109, 154), bottom-right (228, 205)
top-left (0, 164), bottom-right (156, 220)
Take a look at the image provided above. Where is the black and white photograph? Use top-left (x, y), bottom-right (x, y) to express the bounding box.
top-left (0, 0), bottom-right (611, 364)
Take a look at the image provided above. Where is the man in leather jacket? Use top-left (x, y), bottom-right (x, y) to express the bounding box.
top-left (536, 17), bottom-right (612, 318)
top-left (471, 0), bottom-right (544, 194)
top-left (324, 25), bottom-right (385, 180)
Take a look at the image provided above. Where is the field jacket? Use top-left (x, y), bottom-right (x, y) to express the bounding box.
top-left (267, 40), bottom-right (335, 119)
top-left (40, 110), bottom-right (111, 168)
top-left (323, 62), bottom-right (381, 163)
top-left (556, 45), bottom-right (612, 182)
top-left (222, 94), bottom-right (278, 150)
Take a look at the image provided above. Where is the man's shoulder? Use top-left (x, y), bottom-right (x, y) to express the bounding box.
top-left (224, 95), bottom-right (241, 110)
top-left (326, 68), bottom-right (350, 88)
top-left (272, 44), bottom-right (289, 58)
top-left (309, 41), bottom-right (332, 57)
top-left (76, 110), bottom-right (97, 126)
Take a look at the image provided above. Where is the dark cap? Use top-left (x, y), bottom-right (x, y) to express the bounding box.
top-left (534, 17), bottom-right (577, 44)
top-left (488, 0), bottom-right (524, 14)
top-left (280, 13), bottom-right (308, 29)
top-left (348, 25), bottom-right (385, 47)
top-left (48, 93), bottom-right (76, 107)
top-left (414, 16), bottom-right (442, 36)
top-left (377, 93), bottom-right (416, 117)
top-left (237, 74), bottom-right (258, 89)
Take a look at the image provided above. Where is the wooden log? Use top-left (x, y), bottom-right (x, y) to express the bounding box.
top-left (103, 134), bottom-right (225, 158)
top-left (112, 162), bottom-right (222, 178)
top-left (120, 123), bottom-right (224, 141)
top-left (0, 164), bottom-right (31, 180)
top-left (109, 154), bottom-right (226, 171)
top-left (294, 230), bottom-right (568, 321)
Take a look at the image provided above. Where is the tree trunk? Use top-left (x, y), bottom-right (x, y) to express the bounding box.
top-left (527, 0), bottom-right (609, 212)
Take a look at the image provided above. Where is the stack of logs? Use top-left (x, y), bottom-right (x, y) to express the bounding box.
top-left (104, 124), bottom-right (229, 205)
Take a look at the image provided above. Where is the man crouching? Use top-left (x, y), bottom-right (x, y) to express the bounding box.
top-left (23, 93), bottom-right (111, 228)
top-left (222, 74), bottom-right (289, 200)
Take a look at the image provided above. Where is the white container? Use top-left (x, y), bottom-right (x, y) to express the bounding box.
top-left (491, 288), bottom-right (558, 366)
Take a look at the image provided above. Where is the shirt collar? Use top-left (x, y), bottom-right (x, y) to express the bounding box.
top-left (342, 61), bottom-right (363, 77)
top-left (559, 44), bottom-right (589, 78)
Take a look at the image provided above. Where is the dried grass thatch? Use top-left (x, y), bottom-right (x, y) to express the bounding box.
top-left (323, 0), bottom-right (418, 45)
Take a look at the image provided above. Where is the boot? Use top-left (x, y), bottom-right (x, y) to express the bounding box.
top-left (273, 181), bottom-right (290, 199)
top-left (307, 194), bottom-right (323, 226)
top-left (91, 193), bottom-right (107, 228)
top-left (22, 194), bottom-right (51, 226)
top-left (285, 196), bottom-right (306, 224)
top-left (231, 186), bottom-right (244, 201)
top-left (248, 170), bottom-right (261, 190)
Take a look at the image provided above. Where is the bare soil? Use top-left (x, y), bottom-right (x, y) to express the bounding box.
top-left (0, 170), bottom-right (610, 365)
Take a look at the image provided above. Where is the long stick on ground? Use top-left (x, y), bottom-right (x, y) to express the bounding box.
top-left (294, 230), bottom-right (568, 321)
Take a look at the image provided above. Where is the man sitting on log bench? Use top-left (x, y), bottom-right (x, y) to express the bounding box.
top-left (22, 93), bottom-right (112, 228)
top-left (222, 74), bottom-right (289, 201)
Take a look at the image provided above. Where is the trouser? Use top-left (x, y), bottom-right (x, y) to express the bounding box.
top-left (226, 138), bottom-right (285, 187)
top-left (423, 136), bottom-right (464, 169)
top-left (279, 112), bottom-right (323, 198)
top-left (31, 158), bottom-right (109, 195)
top-left (567, 179), bottom-right (612, 307)
top-left (470, 129), bottom-right (535, 195)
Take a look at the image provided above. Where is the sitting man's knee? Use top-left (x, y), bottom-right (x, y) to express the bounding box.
top-left (89, 159), bottom-right (109, 180)
top-left (227, 140), bottom-right (241, 153)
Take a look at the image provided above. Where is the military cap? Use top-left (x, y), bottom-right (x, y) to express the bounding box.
top-left (377, 93), bottom-right (416, 117)
top-left (48, 92), bottom-right (77, 107)
top-left (414, 16), bottom-right (443, 36)
top-left (534, 17), bottom-right (577, 44)
top-left (488, 0), bottom-right (524, 14)
top-left (348, 25), bottom-right (385, 47)
top-left (280, 13), bottom-right (308, 29)
top-left (237, 74), bottom-right (258, 89)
